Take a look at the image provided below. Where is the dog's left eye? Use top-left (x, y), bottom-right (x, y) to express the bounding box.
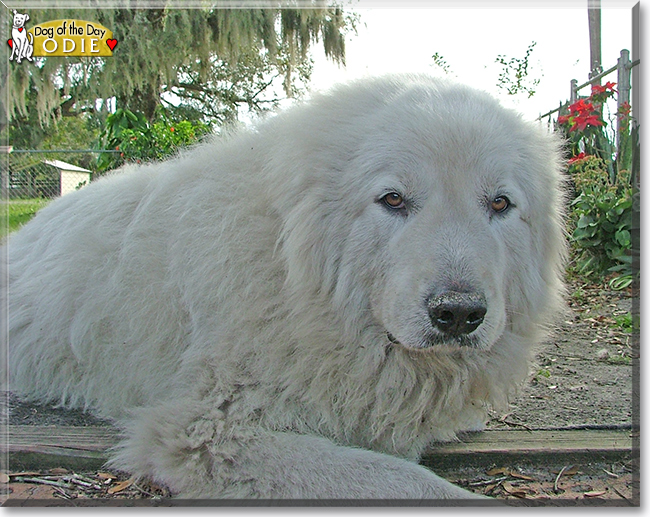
top-left (490, 196), bottom-right (511, 213)
top-left (380, 192), bottom-right (406, 210)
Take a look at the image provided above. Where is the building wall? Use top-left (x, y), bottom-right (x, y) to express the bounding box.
top-left (60, 170), bottom-right (90, 196)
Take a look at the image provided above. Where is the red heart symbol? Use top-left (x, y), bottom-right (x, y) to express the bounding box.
top-left (7, 39), bottom-right (12, 48)
top-left (106, 39), bottom-right (117, 51)
top-left (18, 28), bottom-right (23, 33)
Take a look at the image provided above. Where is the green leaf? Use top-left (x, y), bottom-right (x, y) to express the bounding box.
top-left (609, 275), bottom-right (633, 291)
top-left (576, 215), bottom-right (596, 229)
top-left (125, 110), bottom-right (138, 122)
top-left (600, 220), bottom-right (616, 232)
top-left (615, 229), bottom-right (631, 247)
top-left (572, 227), bottom-right (595, 241)
top-left (614, 198), bottom-right (633, 212)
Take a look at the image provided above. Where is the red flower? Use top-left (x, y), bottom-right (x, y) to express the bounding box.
top-left (569, 99), bottom-right (595, 115)
top-left (617, 101), bottom-right (631, 117)
top-left (570, 114), bottom-right (604, 132)
top-left (568, 152), bottom-right (590, 165)
top-left (562, 97), bottom-right (605, 132)
top-left (170, 127), bottom-right (175, 132)
top-left (590, 81), bottom-right (617, 96)
top-left (617, 101), bottom-right (632, 131)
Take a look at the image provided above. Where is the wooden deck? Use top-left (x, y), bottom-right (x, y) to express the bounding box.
top-left (1, 424), bottom-right (635, 472)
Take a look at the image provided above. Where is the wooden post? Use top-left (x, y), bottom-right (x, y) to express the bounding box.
top-left (570, 79), bottom-right (578, 103)
top-left (617, 49), bottom-right (631, 152)
top-left (588, 0), bottom-right (602, 84)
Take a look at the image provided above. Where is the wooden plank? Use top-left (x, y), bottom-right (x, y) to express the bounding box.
top-left (2, 425), bottom-right (119, 471)
top-left (422, 429), bottom-right (635, 470)
top-left (0, 425), bottom-right (635, 471)
top-left (429, 429), bottom-right (633, 455)
top-left (4, 425), bottom-right (119, 452)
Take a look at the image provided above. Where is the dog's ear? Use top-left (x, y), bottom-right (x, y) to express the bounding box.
top-left (13, 10), bottom-right (17, 15)
top-left (25, 14), bottom-right (29, 22)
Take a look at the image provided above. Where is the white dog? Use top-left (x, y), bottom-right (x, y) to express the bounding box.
top-left (9, 10), bottom-right (34, 64)
top-left (7, 75), bottom-right (566, 501)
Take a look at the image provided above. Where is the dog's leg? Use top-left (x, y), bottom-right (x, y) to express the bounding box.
top-left (110, 399), bottom-right (486, 501)
top-left (25, 34), bottom-right (33, 62)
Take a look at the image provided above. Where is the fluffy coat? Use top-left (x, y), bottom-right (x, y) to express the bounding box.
top-left (7, 75), bottom-right (566, 500)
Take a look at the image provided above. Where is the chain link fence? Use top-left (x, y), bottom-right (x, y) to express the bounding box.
top-left (0, 149), bottom-right (120, 238)
top-left (0, 149), bottom-right (117, 200)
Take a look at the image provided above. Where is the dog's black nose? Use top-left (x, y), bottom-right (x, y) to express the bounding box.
top-left (428, 291), bottom-right (487, 337)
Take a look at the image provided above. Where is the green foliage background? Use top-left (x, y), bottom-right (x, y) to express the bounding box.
top-left (1, 3), bottom-right (354, 148)
top-left (568, 156), bottom-right (634, 287)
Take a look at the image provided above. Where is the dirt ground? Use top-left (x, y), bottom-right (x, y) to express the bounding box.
top-left (447, 276), bottom-right (639, 504)
top-left (446, 277), bottom-right (638, 504)
top-left (489, 277), bottom-right (636, 432)
top-left (1, 278), bottom-right (639, 505)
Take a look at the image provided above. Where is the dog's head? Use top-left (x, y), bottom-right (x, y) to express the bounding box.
top-left (12, 11), bottom-right (30, 29)
top-left (275, 75), bottom-right (566, 353)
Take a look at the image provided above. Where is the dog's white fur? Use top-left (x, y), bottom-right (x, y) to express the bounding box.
top-left (7, 75), bottom-right (565, 500)
top-left (9, 11), bottom-right (33, 64)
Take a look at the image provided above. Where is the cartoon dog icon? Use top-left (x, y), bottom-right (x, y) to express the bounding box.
top-left (9, 10), bottom-right (34, 64)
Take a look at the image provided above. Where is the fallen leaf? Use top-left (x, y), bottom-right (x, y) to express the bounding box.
top-left (510, 471), bottom-right (536, 481)
top-left (97, 472), bottom-right (117, 480)
top-left (584, 490), bottom-right (607, 498)
top-left (49, 468), bottom-right (70, 475)
top-left (486, 467), bottom-right (509, 476)
top-left (502, 482), bottom-right (528, 498)
top-left (483, 483), bottom-right (498, 495)
top-left (107, 477), bottom-right (134, 494)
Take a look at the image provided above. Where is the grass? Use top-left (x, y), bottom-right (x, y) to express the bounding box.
top-left (605, 354), bottom-right (633, 366)
top-left (613, 313), bottom-right (634, 333)
top-left (1, 198), bottom-right (50, 239)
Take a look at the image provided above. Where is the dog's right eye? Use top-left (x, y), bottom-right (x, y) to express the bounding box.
top-left (380, 192), bottom-right (406, 210)
top-left (490, 196), bottom-right (511, 214)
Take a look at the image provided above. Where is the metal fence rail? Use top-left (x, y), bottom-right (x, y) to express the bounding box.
top-left (537, 48), bottom-right (639, 165)
top-left (538, 49), bottom-right (639, 128)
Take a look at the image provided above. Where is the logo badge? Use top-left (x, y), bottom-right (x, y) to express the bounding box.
top-left (8, 10), bottom-right (34, 63)
top-left (8, 12), bottom-right (117, 63)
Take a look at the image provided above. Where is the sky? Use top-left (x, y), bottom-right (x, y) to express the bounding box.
top-left (308, 1), bottom-right (636, 121)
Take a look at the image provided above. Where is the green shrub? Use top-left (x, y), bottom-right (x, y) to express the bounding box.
top-left (97, 108), bottom-right (212, 172)
top-left (568, 155), bottom-right (633, 283)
